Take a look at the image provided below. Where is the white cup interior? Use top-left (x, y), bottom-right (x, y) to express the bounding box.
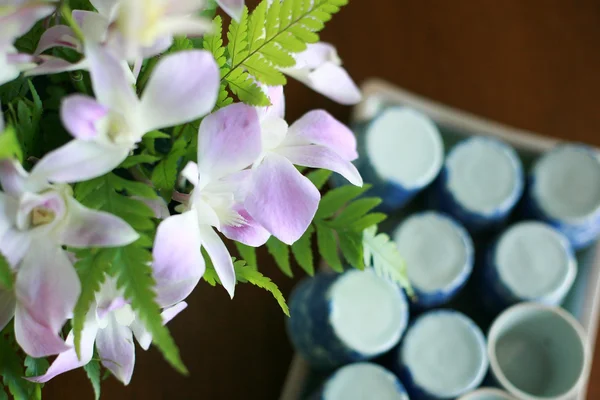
top-left (488, 303), bottom-right (590, 399)
top-left (458, 388), bottom-right (516, 400)
top-left (324, 363), bottom-right (408, 400)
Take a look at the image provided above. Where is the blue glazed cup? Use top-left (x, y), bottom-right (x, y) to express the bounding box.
top-left (487, 303), bottom-right (591, 400)
top-left (344, 107), bottom-right (444, 213)
top-left (432, 137), bottom-right (524, 233)
top-left (392, 211), bottom-right (474, 309)
top-left (287, 269), bottom-right (409, 369)
top-left (309, 362), bottom-right (409, 400)
top-left (457, 388), bottom-right (517, 400)
top-left (480, 221), bottom-right (576, 314)
top-left (395, 310), bottom-right (488, 400)
top-left (522, 144), bottom-right (600, 250)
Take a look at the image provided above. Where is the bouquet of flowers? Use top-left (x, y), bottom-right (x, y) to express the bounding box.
top-left (0, 0), bottom-right (408, 397)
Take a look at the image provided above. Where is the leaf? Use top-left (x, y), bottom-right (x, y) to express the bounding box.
top-left (266, 236), bottom-right (292, 277)
top-left (328, 197), bottom-right (382, 228)
top-left (306, 169), bottom-right (332, 190)
top-left (235, 242), bottom-right (257, 269)
top-left (227, 70), bottom-right (270, 106)
top-left (316, 222), bottom-right (343, 272)
top-left (363, 226), bottom-right (412, 294)
top-left (227, 8), bottom-right (250, 67)
top-left (151, 137), bottom-right (188, 193)
top-left (339, 230), bottom-right (364, 270)
top-left (24, 357), bottom-right (49, 378)
top-left (0, 334), bottom-right (38, 400)
top-left (113, 245), bottom-right (187, 375)
top-left (316, 184), bottom-right (370, 219)
top-left (72, 249), bottom-right (113, 359)
top-left (84, 360), bottom-right (101, 400)
top-left (291, 225), bottom-right (314, 276)
top-left (120, 154), bottom-right (161, 169)
top-left (348, 212), bottom-right (387, 232)
top-left (0, 252), bottom-right (14, 290)
top-left (234, 260), bottom-right (289, 316)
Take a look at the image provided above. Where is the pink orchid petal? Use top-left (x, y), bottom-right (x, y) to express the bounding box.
top-left (153, 211), bottom-right (204, 308)
top-left (134, 196), bottom-right (170, 219)
top-left (293, 42), bottom-right (339, 70)
top-left (34, 25), bottom-right (78, 56)
top-left (31, 140), bottom-right (130, 184)
top-left (0, 5), bottom-right (55, 39)
top-left (96, 315), bottom-right (135, 385)
top-left (140, 36), bottom-right (173, 59)
top-left (25, 56), bottom-right (88, 77)
top-left (0, 227), bottom-right (31, 268)
top-left (217, 0), bottom-right (245, 21)
top-left (199, 225), bottom-right (236, 298)
top-left (246, 154), bottom-right (320, 245)
top-left (181, 161), bottom-right (199, 187)
top-left (0, 159), bottom-right (29, 196)
top-left (139, 50), bottom-right (219, 132)
top-left (156, 17), bottom-right (213, 38)
top-left (0, 287), bottom-right (15, 332)
top-left (28, 321), bottom-right (99, 383)
top-left (198, 103), bottom-right (261, 180)
top-left (286, 110), bottom-right (358, 161)
top-left (131, 302), bottom-right (187, 351)
top-left (86, 42), bottom-right (139, 112)
top-left (72, 10), bottom-right (109, 43)
top-left (260, 85), bottom-right (285, 120)
top-left (277, 144), bottom-right (363, 187)
top-left (15, 244), bottom-right (80, 357)
top-left (220, 206), bottom-right (270, 247)
top-left (96, 297), bottom-right (127, 320)
top-left (60, 95), bottom-right (109, 140)
top-left (62, 197), bottom-right (139, 248)
top-left (305, 63), bottom-right (362, 105)
top-left (16, 190), bottom-right (66, 233)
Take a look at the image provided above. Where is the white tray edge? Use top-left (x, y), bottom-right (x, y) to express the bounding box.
top-left (279, 78), bottom-right (600, 400)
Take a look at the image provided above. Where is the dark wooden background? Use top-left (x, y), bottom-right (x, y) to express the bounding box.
top-left (45, 1), bottom-right (600, 399)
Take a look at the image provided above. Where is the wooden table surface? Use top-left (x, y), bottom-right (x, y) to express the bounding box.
top-left (44, 1), bottom-right (600, 399)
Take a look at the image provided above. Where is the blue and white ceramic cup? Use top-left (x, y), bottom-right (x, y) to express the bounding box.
top-left (310, 362), bottom-right (409, 400)
top-left (396, 310), bottom-right (489, 400)
top-left (523, 144), bottom-right (600, 249)
top-left (488, 303), bottom-right (591, 400)
top-left (433, 137), bottom-right (524, 233)
top-left (457, 388), bottom-right (517, 400)
top-left (481, 221), bottom-right (576, 313)
top-left (287, 269), bottom-right (409, 369)
top-left (393, 212), bottom-right (474, 308)
top-left (352, 107), bottom-right (444, 212)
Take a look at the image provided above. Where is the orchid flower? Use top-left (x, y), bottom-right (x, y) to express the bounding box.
top-left (32, 43), bottom-right (219, 184)
top-left (154, 103), bottom-right (270, 298)
top-left (0, 2), bottom-right (55, 84)
top-left (245, 85), bottom-right (363, 244)
top-left (216, 0), bottom-right (245, 21)
top-left (0, 159), bottom-right (138, 357)
top-left (29, 276), bottom-right (187, 385)
top-left (281, 42), bottom-right (362, 105)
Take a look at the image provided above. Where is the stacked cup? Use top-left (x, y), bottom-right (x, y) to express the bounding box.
top-left (286, 106), bottom-right (599, 400)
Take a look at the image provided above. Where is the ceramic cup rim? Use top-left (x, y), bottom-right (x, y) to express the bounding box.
top-left (457, 387), bottom-right (516, 400)
top-left (487, 302), bottom-right (591, 400)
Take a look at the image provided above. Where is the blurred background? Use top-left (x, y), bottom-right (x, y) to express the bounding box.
top-left (45, 1), bottom-right (600, 399)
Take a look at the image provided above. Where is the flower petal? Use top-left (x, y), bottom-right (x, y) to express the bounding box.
top-left (25, 56), bottom-right (88, 77)
top-left (0, 226), bottom-right (31, 268)
top-left (217, 0), bottom-right (245, 21)
top-left (27, 320), bottom-right (99, 383)
top-left (86, 42), bottom-right (139, 112)
top-left (134, 196), bottom-right (170, 219)
top-left (62, 197), bottom-right (139, 248)
top-left (278, 144), bottom-right (363, 186)
top-left (166, 0), bottom-right (207, 14)
top-left (139, 50), bottom-right (219, 132)
top-left (0, 5), bottom-right (55, 39)
top-left (0, 159), bottom-right (30, 197)
top-left (155, 16), bottom-right (213, 38)
top-left (89, 0), bottom-right (120, 18)
top-left (245, 154), bottom-right (320, 245)
top-left (257, 85), bottom-right (285, 120)
top-left (15, 243), bottom-right (80, 357)
top-left (220, 206), bottom-right (270, 247)
top-left (60, 95), bottom-right (109, 141)
top-left (286, 110), bottom-right (358, 161)
top-left (304, 62), bottom-right (362, 105)
top-left (33, 25), bottom-right (79, 55)
top-left (181, 161), bottom-right (199, 187)
top-left (152, 211), bottom-right (204, 308)
top-left (199, 225), bottom-right (236, 298)
top-left (96, 314), bottom-right (135, 385)
top-left (130, 302), bottom-right (187, 351)
top-left (31, 140), bottom-right (130, 184)
top-left (72, 10), bottom-right (109, 43)
top-left (0, 287), bottom-right (15, 332)
top-left (197, 103), bottom-right (262, 180)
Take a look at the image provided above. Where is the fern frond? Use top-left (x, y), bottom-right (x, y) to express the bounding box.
top-left (234, 260), bottom-right (289, 316)
top-left (227, 8), bottom-right (250, 66)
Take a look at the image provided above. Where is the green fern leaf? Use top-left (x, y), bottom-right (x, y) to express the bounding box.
top-left (119, 154), bottom-right (161, 169)
top-left (247, 1), bottom-right (267, 51)
top-left (113, 245), bottom-right (188, 375)
top-left (204, 16), bottom-right (227, 68)
top-left (83, 359), bottom-right (101, 400)
top-left (328, 197), bottom-right (382, 228)
top-left (316, 222), bottom-right (343, 272)
top-left (0, 334), bottom-right (39, 399)
top-left (316, 184), bottom-right (370, 219)
top-left (151, 136), bottom-right (188, 193)
top-left (244, 54), bottom-right (287, 85)
top-left (0, 252), bottom-right (14, 290)
top-left (306, 169), bottom-right (332, 190)
top-left (234, 260), bottom-right (289, 316)
top-left (227, 8), bottom-right (250, 66)
top-left (266, 237), bottom-right (292, 277)
top-left (348, 212), bottom-right (387, 232)
top-left (0, 126), bottom-right (23, 162)
top-left (265, 0), bottom-right (281, 39)
top-left (261, 42), bottom-right (296, 67)
top-left (227, 70), bottom-right (270, 106)
top-left (339, 230), bottom-right (364, 270)
top-left (363, 226), bottom-right (412, 294)
top-left (291, 225), bottom-right (315, 276)
top-left (235, 242), bottom-right (257, 269)
top-left (72, 249), bottom-right (113, 359)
